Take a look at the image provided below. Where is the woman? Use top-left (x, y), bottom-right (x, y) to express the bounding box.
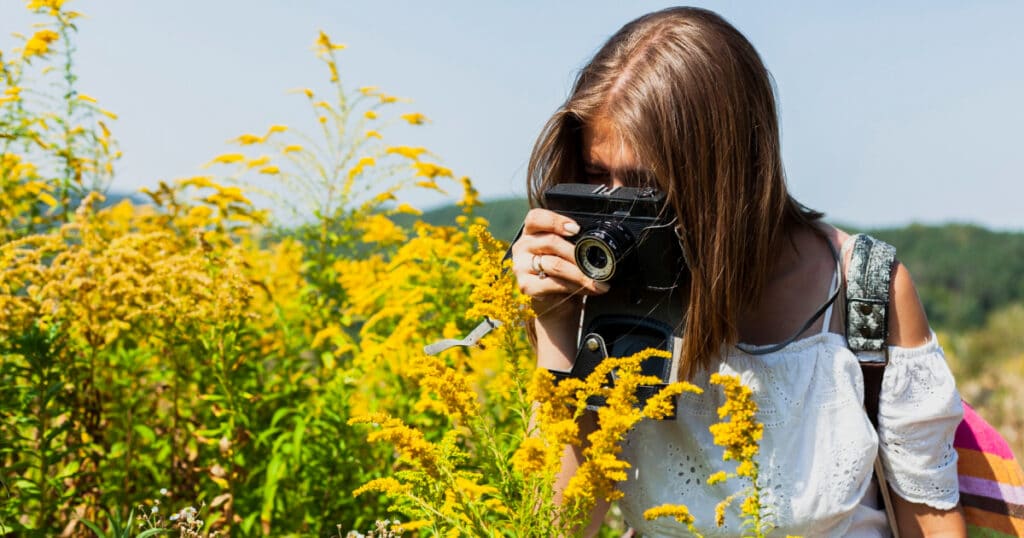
top-left (511, 7), bottom-right (965, 537)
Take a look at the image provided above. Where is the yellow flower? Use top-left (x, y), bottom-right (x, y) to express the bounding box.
top-left (77, 94), bottom-right (98, 103)
top-left (264, 124), bottom-right (287, 136)
top-left (404, 352), bottom-right (481, 421)
top-left (26, 0), bottom-right (65, 10)
top-left (373, 191), bottom-right (397, 203)
top-left (348, 413), bottom-right (441, 473)
top-left (707, 471), bottom-right (728, 485)
top-left (715, 498), bottom-right (729, 526)
top-left (23, 30), bottom-right (59, 58)
top-left (511, 437), bottom-right (547, 476)
top-left (707, 373), bottom-right (769, 534)
top-left (396, 520), bottom-right (431, 532)
top-left (394, 203), bottom-right (421, 216)
top-left (401, 112), bottom-right (428, 125)
top-left (245, 155), bottom-right (270, 168)
top-left (232, 133), bottom-right (264, 145)
top-left (352, 477), bottom-right (412, 498)
top-left (456, 177), bottom-right (482, 213)
top-left (359, 85), bottom-right (379, 95)
top-left (358, 214), bottom-right (405, 245)
top-left (364, 130), bottom-right (382, 140)
top-left (0, 87), bottom-right (21, 104)
top-left (364, 110), bottom-right (377, 120)
top-left (741, 493), bottom-right (760, 518)
top-left (205, 153), bottom-right (245, 166)
top-left (413, 162), bottom-right (453, 179)
top-left (282, 144), bottom-right (303, 153)
top-left (466, 225), bottom-right (533, 326)
top-left (315, 30), bottom-right (345, 52)
top-left (736, 460), bottom-right (755, 478)
top-left (643, 504), bottom-right (694, 525)
top-left (385, 145), bottom-right (427, 160)
top-left (258, 165), bottom-right (280, 175)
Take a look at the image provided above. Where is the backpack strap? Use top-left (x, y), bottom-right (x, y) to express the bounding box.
top-left (845, 233), bottom-right (897, 428)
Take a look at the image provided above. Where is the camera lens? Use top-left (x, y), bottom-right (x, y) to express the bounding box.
top-left (574, 224), bottom-right (633, 282)
top-left (585, 245), bottom-right (609, 270)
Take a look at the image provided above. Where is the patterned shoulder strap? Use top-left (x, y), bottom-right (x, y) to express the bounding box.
top-left (845, 234), bottom-right (902, 536)
top-left (845, 233), bottom-right (897, 428)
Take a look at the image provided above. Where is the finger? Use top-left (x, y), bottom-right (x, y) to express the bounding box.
top-left (513, 252), bottom-right (609, 296)
top-left (517, 273), bottom-right (581, 298)
top-left (513, 232), bottom-right (576, 263)
top-left (523, 208), bottom-right (580, 237)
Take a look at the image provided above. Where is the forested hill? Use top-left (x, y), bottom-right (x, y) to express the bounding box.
top-left (412, 198), bottom-right (1024, 331)
top-left (868, 224), bottom-right (1024, 331)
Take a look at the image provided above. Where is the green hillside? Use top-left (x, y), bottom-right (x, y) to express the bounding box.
top-left (400, 198), bottom-right (530, 243)
top-left (416, 198), bottom-right (1024, 331)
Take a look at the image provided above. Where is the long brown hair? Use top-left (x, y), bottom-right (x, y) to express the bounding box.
top-left (527, 7), bottom-right (822, 380)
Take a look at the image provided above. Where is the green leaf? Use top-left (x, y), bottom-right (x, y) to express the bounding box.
top-left (291, 417), bottom-right (306, 463)
top-left (108, 441), bottom-right (126, 459)
top-left (269, 407), bottom-right (292, 429)
top-left (14, 479), bottom-right (40, 495)
top-left (260, 453), bottom-right (284, 530)
top-left (78, 518), bottom-right (108, 538)
top-left (133, 424), bottom-right (156, 444)
top-left (57, 459), bottom-right (81, 479)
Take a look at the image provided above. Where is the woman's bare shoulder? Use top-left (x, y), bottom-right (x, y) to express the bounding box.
top-left (888, 260), bottom-right (931, 348)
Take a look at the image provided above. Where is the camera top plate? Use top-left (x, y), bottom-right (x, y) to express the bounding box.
top-left (544, 183), bottom-right (665, 219)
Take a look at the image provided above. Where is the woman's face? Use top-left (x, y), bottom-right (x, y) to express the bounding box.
top-left (581, 116), bottom-right (651, 189)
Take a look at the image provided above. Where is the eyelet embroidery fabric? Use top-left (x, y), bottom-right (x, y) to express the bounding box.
top-left (617, 332), bottom-right (962, 537)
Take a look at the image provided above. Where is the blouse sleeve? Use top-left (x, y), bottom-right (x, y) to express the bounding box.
top-left (874, 332), bottom-right (964, 510)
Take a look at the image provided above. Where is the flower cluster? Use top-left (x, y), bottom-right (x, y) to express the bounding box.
top-left (523, 349), bottom-right (703, 519)
top-left (708, 373), bottom-right (769, 535)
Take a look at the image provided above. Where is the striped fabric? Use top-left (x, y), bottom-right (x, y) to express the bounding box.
top-left (955, 401), bottom-right (1024, 537)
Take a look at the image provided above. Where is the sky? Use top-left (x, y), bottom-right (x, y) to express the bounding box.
top-left (3, 1), bottom-right (1023, 230)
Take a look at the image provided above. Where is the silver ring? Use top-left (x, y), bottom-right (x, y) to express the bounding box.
top-left (538, 270), bottom-right (547, 279)
top-left (531, 254), bottom-right (545, 274)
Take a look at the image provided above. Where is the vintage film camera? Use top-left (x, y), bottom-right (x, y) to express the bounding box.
top-left (543, 183), bottom-right (689, 412)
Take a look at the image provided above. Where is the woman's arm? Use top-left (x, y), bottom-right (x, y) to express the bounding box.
top-left (887, 261), bottom-right (967, 538)
top-left (514, 208), bottom-right (611, 536)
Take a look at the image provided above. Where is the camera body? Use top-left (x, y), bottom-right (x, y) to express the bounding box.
top-left (543, 183), bottom-right (689, 414)
top-left (543, 183), bottom-right (684, 290)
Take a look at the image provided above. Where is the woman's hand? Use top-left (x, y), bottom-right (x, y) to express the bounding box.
top-left (511, 208), bottom-right (609, 319)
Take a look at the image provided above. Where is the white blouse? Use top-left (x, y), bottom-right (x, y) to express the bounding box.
top-left (617, 331), bottom-right (963, 537)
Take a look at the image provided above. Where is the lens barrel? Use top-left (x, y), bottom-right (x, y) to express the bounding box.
top-left (574, 224), bottom-right (633, 282)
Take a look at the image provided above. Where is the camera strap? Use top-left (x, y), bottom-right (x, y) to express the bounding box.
top-left (736, 234), bottom-right (842, 356)
top-left (423, 225), bottom-right (526, 356)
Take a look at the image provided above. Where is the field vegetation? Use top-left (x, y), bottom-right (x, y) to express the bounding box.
top-left (2, 3), bottom-right (1021, 537)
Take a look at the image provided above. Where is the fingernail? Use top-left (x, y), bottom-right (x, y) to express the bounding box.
top-left (563, 222), bottom-right (580, 235)
top-left (594, 282), bottom-right (610, 293)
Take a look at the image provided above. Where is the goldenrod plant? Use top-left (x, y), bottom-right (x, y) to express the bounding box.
top-left (1, 0), bottom-right (118, 242)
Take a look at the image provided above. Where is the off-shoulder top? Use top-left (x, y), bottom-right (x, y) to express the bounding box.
top-left (618, 266), bottom-right (963, 537)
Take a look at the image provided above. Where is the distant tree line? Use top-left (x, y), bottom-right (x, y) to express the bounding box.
top-left (869, 224), bottom-right (1024, 330)
top-left (405, 199), bottom-right (1022, 331)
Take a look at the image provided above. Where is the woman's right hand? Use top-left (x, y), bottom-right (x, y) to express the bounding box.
top-left (511, 208), bottom-right (610, 321)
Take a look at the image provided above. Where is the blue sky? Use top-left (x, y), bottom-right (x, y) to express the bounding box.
top-left (4, 1), bottom-right (1022, 230)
